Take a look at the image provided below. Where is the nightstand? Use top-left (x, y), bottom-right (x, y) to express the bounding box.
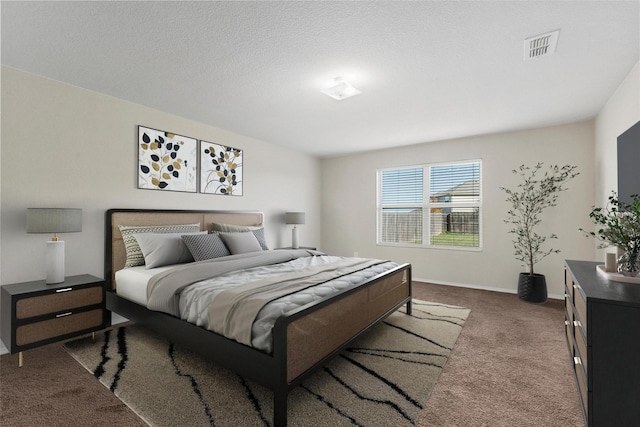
top-left (1, 274), bottom-right (108, 367)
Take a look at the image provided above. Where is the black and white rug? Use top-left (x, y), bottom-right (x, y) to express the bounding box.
top-left (64, 300), bottom-right (469, 427)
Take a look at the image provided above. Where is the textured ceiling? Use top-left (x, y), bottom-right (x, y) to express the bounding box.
top-left (2, 1), bottom-right (639, 158)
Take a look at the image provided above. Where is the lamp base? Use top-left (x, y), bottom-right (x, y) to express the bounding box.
top-left (46, 240), bottom-right (65, 284)
top-left (291, 227), bottom-right (299, 249)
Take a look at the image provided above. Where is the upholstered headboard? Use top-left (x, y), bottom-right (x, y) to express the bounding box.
top-left (105, 209), bottom-right (264, 290)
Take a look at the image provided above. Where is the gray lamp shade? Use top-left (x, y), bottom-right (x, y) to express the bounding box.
top-left (27, 208), bottom-right (83, 234)
top-left (285, 212), bottom-right (305, 225)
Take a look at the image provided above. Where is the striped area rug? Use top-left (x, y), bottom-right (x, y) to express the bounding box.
top-left (64, 300), bottom-right (469, 427)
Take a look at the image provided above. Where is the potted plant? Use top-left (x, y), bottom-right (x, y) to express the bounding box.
top-left (500, 163), bottom-right (579, 303)
top-left (581, 192), bottom-right (640, 276)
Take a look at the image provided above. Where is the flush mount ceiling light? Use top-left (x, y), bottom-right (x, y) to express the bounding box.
top-left (524, 29), bottom-right (560, 60)
top-left (321, 78), bottom-right (361, 100)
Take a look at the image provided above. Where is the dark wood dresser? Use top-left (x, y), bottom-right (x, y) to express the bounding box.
top-left (564, 260), bottom-right (640, 426)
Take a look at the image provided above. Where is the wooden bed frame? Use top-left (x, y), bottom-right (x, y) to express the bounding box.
top-left (104, 208), bottom-right (412, 426)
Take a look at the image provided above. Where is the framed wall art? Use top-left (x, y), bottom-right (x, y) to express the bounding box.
top-left (200, 140), bottom-right (243, 196)
top-left (138, 126), bottom-right (197, 192)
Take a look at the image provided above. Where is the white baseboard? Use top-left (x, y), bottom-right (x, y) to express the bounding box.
top-left (412, 276), bottom-right (564, 300)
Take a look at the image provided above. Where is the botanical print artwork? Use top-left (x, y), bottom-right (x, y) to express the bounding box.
top-left (200, 141), bottom-right (243, 196)
top-left (138, 126), bottom-right (197, 192)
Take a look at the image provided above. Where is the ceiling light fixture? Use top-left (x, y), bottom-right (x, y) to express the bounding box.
top-left (321, 78), bottom-right (361, 100)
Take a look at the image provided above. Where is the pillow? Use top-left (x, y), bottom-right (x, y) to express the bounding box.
top-left (119, 223), bottom-right (200, 268)
top-left (211, 222), bottom-right (261, 232)
top-left (182, 233), bottom-right (231, 261)
top-left (219, 231), bottom-right (263, 255)
top-left (134, 232), bottom-right (206, 269)
top-left (250, 228), bottom-right (269, 251)
top-left (210, 222), bottom-right (269, 250)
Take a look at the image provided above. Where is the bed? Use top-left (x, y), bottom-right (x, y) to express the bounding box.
top-left (104, 208), bottom-right (412, 426)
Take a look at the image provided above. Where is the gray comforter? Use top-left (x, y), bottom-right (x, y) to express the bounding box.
top-left (147, 249), bottom-right (319, 315)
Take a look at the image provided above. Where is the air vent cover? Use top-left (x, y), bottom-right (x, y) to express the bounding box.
top-left (524, 30), bottom-right (560, 60)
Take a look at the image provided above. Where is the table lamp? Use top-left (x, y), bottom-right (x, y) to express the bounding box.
top-left (27, 208), bottom-right (82, 284)
top-left (285, 212), bottom-right (305, 249)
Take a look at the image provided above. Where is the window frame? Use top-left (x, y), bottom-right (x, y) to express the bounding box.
top-left (376, 159), bottom-right (483, 251)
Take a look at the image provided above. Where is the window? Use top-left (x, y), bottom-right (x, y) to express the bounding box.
top-left (377, 160), bottom-right (481, 249)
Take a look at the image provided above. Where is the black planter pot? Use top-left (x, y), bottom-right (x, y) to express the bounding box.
top-left (517, 273), bottom-right (547, 303)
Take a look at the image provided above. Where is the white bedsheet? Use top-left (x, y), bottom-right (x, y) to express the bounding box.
top-left (115, 265), bottom-right (175, 306)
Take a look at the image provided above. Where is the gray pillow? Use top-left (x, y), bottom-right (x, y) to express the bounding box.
top-left (182, 233), bottom-right (231, 261)
top-left (211, 222), bottom-right (261, 232)
top-left (220, 231), bottom-right (263, 254)
top-left (119, 223), bottom-right (201, 268)
top-left (211, 223), bottom-right (269, 250)
top-left (250, 228), bottom-right (269, 250)
top-left (134, 232), bottom-right (206, 269)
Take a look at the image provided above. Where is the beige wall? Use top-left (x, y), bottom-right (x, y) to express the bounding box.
top-left (320, 122), bottom-right (596, 298)
top-left (594, 62), bottom-right (640, 261)
top-left (3, 60), bottom-right (638, 297)
top-left (0, 67), bottom-right (322, 284)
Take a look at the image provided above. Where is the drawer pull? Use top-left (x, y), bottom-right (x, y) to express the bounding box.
top-left (55, 288), bottom-right (73, 293)
top-left (574, 356), bottom-right (582, 365)
top-left (56, 312), bottom-right (73, 318)
top-left (573, 284), bottom-right (580, 290)
top-left (564, 294), bottom-right (570, 298)
top-left (565, 320), bottom-right (570, 326)
top-left (573, 320), bottom-right (582, 327)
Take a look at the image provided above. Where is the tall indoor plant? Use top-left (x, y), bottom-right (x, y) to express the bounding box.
top-left (500, 163), bottom-right (579, 302)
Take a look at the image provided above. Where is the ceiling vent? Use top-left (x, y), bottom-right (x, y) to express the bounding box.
top-left (524, 30), bottom-right (560, 60)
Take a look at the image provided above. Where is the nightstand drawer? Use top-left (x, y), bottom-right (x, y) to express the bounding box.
top-left (16, 286), bottom-right (103, 319)
top-left (16, 308), bottom-right (104, 346)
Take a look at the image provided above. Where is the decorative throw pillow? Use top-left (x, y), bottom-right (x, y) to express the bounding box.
top-left (134, 232), bottom-right (206, 269)
top-left (210, 223), bottom-right (269, 250)
top-left (219, 231), bottom-right (263, 255)
top-left (182, 233), bottom-right (231, 261)
top-left (119, 223), bottom-right (200, 268)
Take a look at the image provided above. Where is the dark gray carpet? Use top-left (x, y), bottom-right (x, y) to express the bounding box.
top-left (64, 300), bottom-right (468, 427)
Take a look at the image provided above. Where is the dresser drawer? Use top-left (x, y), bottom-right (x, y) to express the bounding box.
top-left (574, 355), bottom-right (589, 415)
top-left (574, 322), bottom-right (588, 371)
top-left (16, 309), bottom-right (104, 346)
top-left (565, 268), bottom-right (574, 298)
top-left (565, 294), bottom-right (573, 318)
top-left (573, 285), bottom-right (587, 330)
top-left (16, 286), bottom-right (103, 319)
top-left (565, 315), bottom-right (574, 356)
